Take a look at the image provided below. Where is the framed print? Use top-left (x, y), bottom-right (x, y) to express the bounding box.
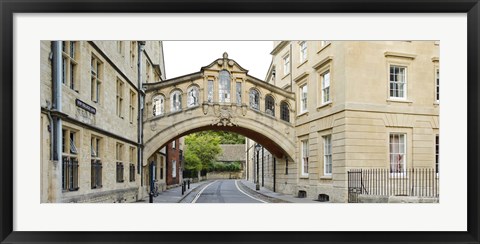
top-left (1, 0), bottom-right (479, 243)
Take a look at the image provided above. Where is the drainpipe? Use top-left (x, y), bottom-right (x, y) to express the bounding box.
top-left (138, 41), bottom-right (146, 187)
top-left (52, 41), bottom-right (63, 202)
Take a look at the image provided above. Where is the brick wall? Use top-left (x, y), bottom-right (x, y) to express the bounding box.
top-left (166, 139), bottom-right (181, 186)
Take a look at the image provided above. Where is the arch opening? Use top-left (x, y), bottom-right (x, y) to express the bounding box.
top-left (146, 125), bottom-right (291, 162)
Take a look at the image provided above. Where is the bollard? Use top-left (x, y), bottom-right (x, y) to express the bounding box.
top-left (188, 179), bottom-right (190, 189)
top-left (181, 182), bottom-right (185, 195)
top-left (149, 192), bottom-right (153, 203)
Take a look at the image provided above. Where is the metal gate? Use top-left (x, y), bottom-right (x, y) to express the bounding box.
top-left (347, 169), bottom-right (365, 203)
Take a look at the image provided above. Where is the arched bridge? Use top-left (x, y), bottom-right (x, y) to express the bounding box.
top-left (143, 53), bottom-right (296, 162)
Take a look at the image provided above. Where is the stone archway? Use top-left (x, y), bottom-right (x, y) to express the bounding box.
top-left (142, 53), bottom-right (296, 166)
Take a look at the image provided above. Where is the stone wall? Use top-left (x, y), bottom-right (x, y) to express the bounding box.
top-left (206, 171), bottom-right (243, 180)
top-left (358, 195), bottom-right (439, 203)
top-left (62, 187), bottom-right (139, 203)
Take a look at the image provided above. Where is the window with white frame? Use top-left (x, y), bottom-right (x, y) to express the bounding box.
top-left (283, 54), bottom-right (290, 75)
top-left (300, 84), bottom-right (308, 113)
top-left (152, 95), bottom-right (165, 116)
top-left (172, 160), bottom-right (177, 178)
top-left (219, 70), bottom-right (231, 103)
top-left (301, 140), bottom-right (309, 176)
top-left (321, 71), bottom-right (330, 104)
top-left (299, 41), bottom-right (307, 63)
top-left (436, 68), bottom-right (439, 102)
top-left (171, 90), bottom-right (182, 112)
top-left (323, 135), bottom-right (332, 175)
top-left (389, 133), bottom-right (406, 173)
top-left (129, 90), bottom-right (136, 123)
top-left (187, 86), bottom-right (199, 107)
top-left (90, 55), bottom-right (102, 103)
top-left (389, 65), bottom-right (407, 99)
top-left (116, 79), bottom-right (124, 118)
top-left (62, 41), bottom-right (77, 91)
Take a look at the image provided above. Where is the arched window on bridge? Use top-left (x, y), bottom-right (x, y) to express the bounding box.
top-left (249, 89), bottom-right (260, 110)
top-left (152, 95), bottom-right (165, 116)
top-left (170, 90), bottom-right (182, 112)
top-left (187, 86), bottom-right (199, 108)
top-left (265, 95), bottom-right (275, 116)
top-left (280, 101), bottom-right (290, 122)
top-left (219, 70), bottom-right (231, 103)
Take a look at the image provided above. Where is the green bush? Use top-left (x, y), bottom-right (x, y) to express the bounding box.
top-left (210, 162), bottom-right (242, 172)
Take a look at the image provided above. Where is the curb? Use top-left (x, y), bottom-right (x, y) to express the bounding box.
top-left (237, 180), bottom-right (291, 203)
top-left (176, 180), bottom-right (212, 203)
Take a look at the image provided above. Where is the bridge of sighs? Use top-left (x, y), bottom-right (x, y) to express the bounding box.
top-left (142, 53), bottom-right (297, 166)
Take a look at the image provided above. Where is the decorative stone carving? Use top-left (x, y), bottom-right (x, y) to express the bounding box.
top-left (202, 103), bottom-right (209, 115)
top-left (241, 105), bottom-right (247, 116)
top-left (150, 120), bottom-right (157, 131)
top-left (212, 105), bottom-right (237, 127)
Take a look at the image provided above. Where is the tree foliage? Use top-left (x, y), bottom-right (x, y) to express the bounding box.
top-left (184, 133), bottom-right (223, 173)
top-left (196, 131), bottom-right (245, 144)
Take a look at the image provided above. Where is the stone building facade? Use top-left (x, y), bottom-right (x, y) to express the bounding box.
top-left (40, 41), bottom-right (166, 203)
top-left (247, 41), bottom-right (440, 202)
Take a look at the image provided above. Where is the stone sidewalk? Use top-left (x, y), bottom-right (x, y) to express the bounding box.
top-left (238, 180), bottom-right (321, 203)
top-left (136, 180), bottom-right (211, 203)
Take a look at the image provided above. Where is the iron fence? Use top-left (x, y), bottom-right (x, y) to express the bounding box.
top-left (348, 168), bottom-right (439, 202)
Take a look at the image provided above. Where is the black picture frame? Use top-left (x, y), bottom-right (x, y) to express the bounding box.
top-left (1, 1), bottom-right (479, 243)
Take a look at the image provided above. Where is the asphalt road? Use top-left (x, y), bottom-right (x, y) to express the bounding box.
top-left (192, 180), bottom-right (265, 203)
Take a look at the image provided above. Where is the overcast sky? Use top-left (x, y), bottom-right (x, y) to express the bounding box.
top-left (162, 41), bottom-right (273, 80)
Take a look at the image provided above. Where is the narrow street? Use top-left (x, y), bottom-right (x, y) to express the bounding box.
top-left (191, 180), bottom-right (266, 203)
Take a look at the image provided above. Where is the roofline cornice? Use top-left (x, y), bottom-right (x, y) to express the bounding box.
top-left (144, 72), bottom-right (203, 91)
top-left (270, 41), bottom-right (290, 55)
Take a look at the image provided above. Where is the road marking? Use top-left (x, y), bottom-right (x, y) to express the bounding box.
top-left (234, 180), bottom-right (267, 203)
top-left (191, 180), bottom-right (217, 203)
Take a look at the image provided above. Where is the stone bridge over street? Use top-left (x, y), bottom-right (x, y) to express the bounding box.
top-left (142, 53), bottom-right (297, 163)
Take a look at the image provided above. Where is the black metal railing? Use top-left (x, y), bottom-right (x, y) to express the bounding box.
top-left (91, 160), bottom-right (102, 189)
top-left (62, 156), bottom-right (79, 191)
top-left (348, 168), bottom-right (439, 202)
